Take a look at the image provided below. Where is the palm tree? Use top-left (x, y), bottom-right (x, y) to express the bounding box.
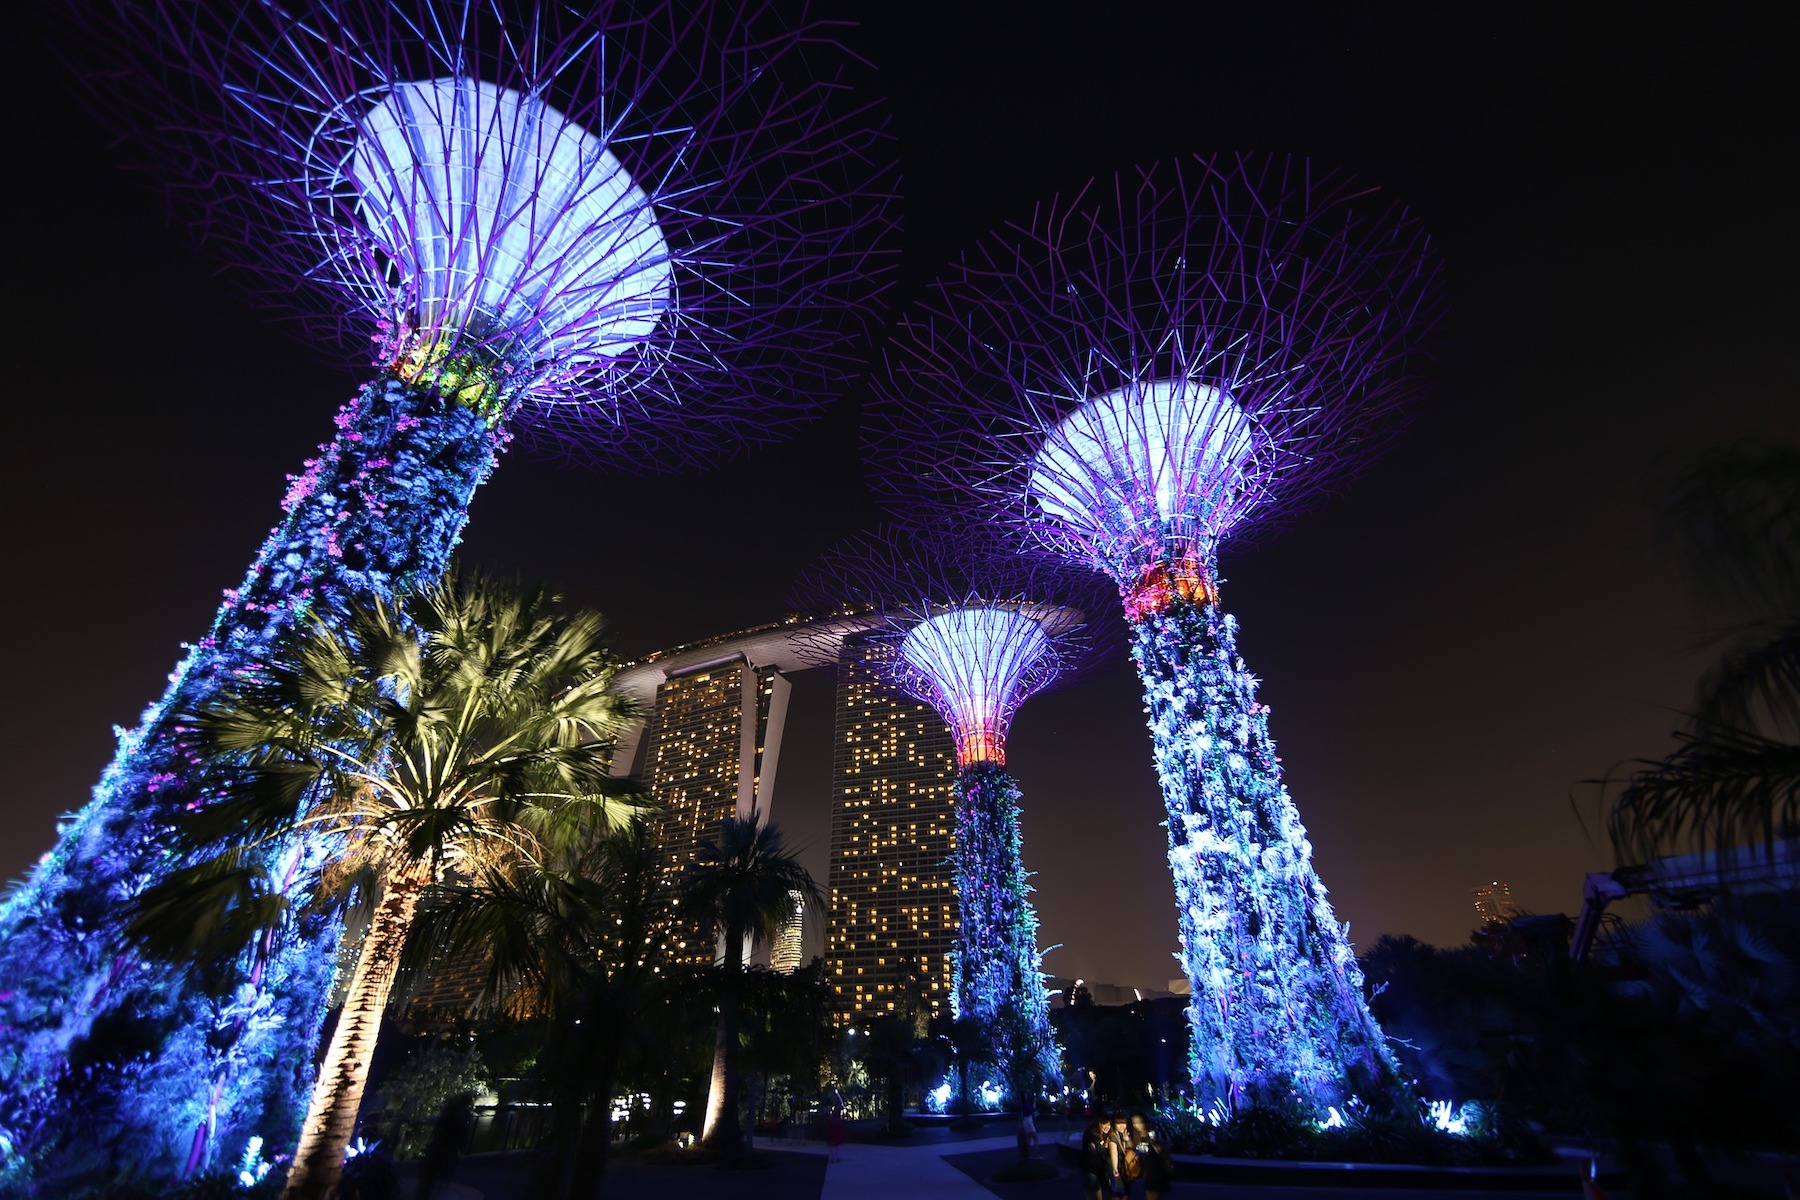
top-left (1606, 444), bottom-right (1800, 862)
top-left (860, 1014), bottom-right (926, 1135)
top-left (406, 819), bottom-right (672, 1200)
top-left (678, 813), bottom-right (822, 1155)
top-left (138, 570), bottom-right (642, 1199)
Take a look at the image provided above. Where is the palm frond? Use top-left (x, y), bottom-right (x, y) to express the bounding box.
top-left (1607, 725), bottom-right (1800, 864)
top-left (1695, 621), bottom-right (1800, 736)
top-left (126, 847), bottom-right (292, 974)
top-left (1658, 442), bottom-right (1800, 616)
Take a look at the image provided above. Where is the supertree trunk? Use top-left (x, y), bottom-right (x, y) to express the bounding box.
top-left (0, 377), bottom-right (506, 1176)
top-left (1129, 587), bottom-right (1395, 1110)
top-left (283, 864), bottom-right (430, 1200)
top-left (950, 761), bottom-right (1057, 1091)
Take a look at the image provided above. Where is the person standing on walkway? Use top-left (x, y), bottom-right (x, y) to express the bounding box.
top-left (826, 1098), bottom-right (847, 1163)
top-left (1129, 1111), bottom-right (1173, 1199)
top-left (1081, 1110), bottom-right (1113, 1200)
top-left (1108, 1112), bottom-right (1139, 1198)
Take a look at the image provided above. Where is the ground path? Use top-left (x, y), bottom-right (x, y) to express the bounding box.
top-left (399, 1128), bottom-right (1602, 1199)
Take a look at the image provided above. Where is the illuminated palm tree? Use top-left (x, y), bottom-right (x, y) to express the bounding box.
top-left (679, 814), bottom-right (821, 1156)
top-left (138, 570), bottom-right (642, 1198)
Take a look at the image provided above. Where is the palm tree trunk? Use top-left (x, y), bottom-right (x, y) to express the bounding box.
top-left (282, 868), bottom-right (426, 1199)
top-left (701, 926), bottom-right (746, 1154)
top-left (569, 1039), bottom-right (622, 1200)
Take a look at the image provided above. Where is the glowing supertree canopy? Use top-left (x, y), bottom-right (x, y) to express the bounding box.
top-left (792, 526), bottom-right (1113, 1091)
top-left (0, 1), bottom-right (895, 1184)
top-left (351, 76), bottom-right (674, 371)
top-left (73, 0), bottom-right (897, 456)
top-left (898, 606), bottom-right (1054, 766)
top-left (865, 153), bottom-right (1444, 1109)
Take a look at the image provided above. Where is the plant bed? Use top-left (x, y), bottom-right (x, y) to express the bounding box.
top-left (946, 1149), bottom-right (1067, 1193)
top-left (991, 1158), bottom-right (1059, 1183)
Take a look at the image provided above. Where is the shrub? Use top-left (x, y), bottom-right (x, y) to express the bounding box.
top-left (1216, 1102), bottom-right (1315, 1159)
top-left (336, 1146), bottom-right (400, 1200)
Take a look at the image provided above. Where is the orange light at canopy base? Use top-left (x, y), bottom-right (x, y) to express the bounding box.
top-left (955, 728), bottom-right (1007, 768)
top-left (1122, 558), bottom-right (1217, 622)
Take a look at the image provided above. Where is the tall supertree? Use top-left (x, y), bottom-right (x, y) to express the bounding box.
top-left (0, 0), bottom-right (895, 1182)
top-left (792, 527), bottom-right (1112, 1095)
top-left (865, 154), bottom-right (1443, 1110)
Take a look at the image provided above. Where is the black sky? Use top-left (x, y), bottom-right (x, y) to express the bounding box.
top-left (5, 3), bottom-right (1796, 989)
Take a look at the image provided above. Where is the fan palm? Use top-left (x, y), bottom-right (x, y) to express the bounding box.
top-left (404, 820), bottom-right (674, 1200)
top-left (679, 813), bottom-right (821, 1155)
top-left (1608, 444), bottom-right (1800, 862)
top-left (138, 569), bottom-right (642, 1199)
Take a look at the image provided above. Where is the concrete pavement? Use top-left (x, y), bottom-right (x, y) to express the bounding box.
top-left (815, 1132), bottom-right (1023, 1199)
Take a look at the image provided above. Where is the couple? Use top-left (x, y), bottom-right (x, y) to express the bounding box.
top-left (1081, 1109), bottom-right (1172, 1200)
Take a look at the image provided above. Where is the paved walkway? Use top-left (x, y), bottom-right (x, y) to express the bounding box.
top-left (815, 1133), bottom-right (1022, 1199)
top-left (400, 1134), bottom-right (1622, 1199)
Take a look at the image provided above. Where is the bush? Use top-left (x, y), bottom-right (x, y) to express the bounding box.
top-left (375, 1042), bottom-right (488, 1157)
top-left (1216, 1102), bottom-right (1315, 1159)
top-left (1153, 1103), bottom-right (1217, 1154)
top-left (336, 1146), bottom-right (400, 1200)
top-left (1152, 1098), bottom-right (1553, 1167)
top-left (1318, 1105), bottom-right (1452, 1166)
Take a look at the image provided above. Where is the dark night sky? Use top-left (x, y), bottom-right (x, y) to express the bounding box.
top-left (5, 4), bottom-right (1795, 990)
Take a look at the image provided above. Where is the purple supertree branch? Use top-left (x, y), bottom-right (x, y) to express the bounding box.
top-left (859, 153), bottom-right (1441, 1108)
top-left (866, 152), bottom-right (1441, 561)
top-left (69, 0), bottom-right (900, 468)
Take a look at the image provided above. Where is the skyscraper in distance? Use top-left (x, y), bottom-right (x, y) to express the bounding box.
top-left (826, 635), bottom-right (959, 1028)
top-left (1473, 881), bottom-right (1521, 926)
top-left (771, 890), bottom-right (806, 973)
top-left (612, 623), bottom-right (803, 966)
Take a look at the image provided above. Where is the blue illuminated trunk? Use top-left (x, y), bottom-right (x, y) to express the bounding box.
top-left (0, 378), bottom-right (507, 1180)
top-left (1130, 594), bottom-right (1395, 1111)
top-left (950, 761), bottom-right (1058, 1093)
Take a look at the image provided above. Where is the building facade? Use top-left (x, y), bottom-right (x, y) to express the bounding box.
top-left (770, 890), bottom-right (806, 974)
top-left (1473, 880), bottom-right (1522, 927)
top-left (611, 625), bottom-right (799, 967)
top-left (607, 619), bottom-right (966, 1022)
top-left (825, 637), bottom-right (959, 1028)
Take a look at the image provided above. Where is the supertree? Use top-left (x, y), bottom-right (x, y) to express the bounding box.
top-left (865, 153), bottom-right (1443, 1110)
top-left (791, 526), bottom-right (1113, 1096)
top-left (0, 0), bottom-right (895, 1183)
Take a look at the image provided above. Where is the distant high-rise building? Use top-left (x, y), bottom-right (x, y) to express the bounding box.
top-left (1473, 881), bottom-right (1522, 926)
top-left (826, 636), bottom-right (959, 1027)
top-left (611, 623), bottom-right (805, 967)
top-left (771, 889), bottom-right (806, 974)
